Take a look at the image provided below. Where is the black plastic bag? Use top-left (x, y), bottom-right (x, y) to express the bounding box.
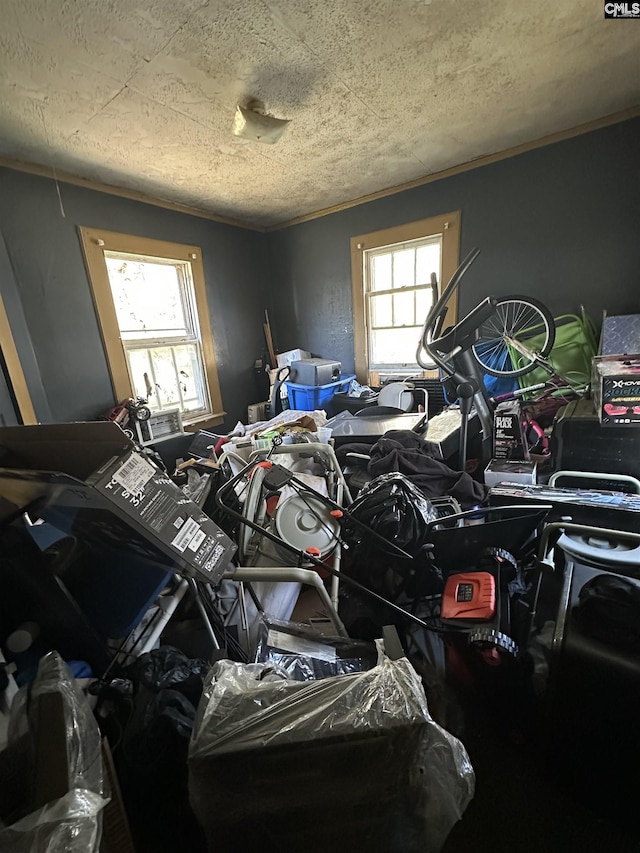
top-left (340, 474), bottom-right (442, 606)
top-left (343, 472), bottom-right (438, 558)
top-left (114, 647), bottom-right (211, 852)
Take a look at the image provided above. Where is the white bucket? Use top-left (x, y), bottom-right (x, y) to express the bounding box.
top-left (272, 493), bottom-right (340, 564)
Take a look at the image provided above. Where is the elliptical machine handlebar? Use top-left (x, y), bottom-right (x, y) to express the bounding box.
top-left (415, 247), bottom-right (495, 466)
top-left (416, 247), bottom-right (482, 373)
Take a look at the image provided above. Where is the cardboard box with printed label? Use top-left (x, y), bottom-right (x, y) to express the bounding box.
top-left (492, 401), bottom-right (530, 460)
top-left (0, 422), bottom-right (236, 584)
top-left (276, 349), bottom-right (311, 369)
top-left (592, 355), bottom-right (640, 427)
top-left (484, 459), bottom-right (537, 488)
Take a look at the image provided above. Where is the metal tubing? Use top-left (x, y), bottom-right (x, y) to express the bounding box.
top-left (215, 460), bottom-right (431, 629)
top-left (536, 521), bottom-right (640, 572)
top-left (224, 566), bottom-right (348, 637)
top-left (188, 577), bottom-right (221, 649)
top-left (249, 441), bottom-right (354, 505)
top-left (549, 470), bottom-right (640, 494)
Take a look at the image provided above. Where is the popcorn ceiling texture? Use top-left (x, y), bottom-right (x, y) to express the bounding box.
top-left (1, 0), bottom-right (639, 228)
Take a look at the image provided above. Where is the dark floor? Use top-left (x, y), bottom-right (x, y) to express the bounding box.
top-left (117, 657), bottom-right (640, 853)
top-left (117, 582), bottom-right (640, 853)
top-left (441, 694), bottom-right (640, 853)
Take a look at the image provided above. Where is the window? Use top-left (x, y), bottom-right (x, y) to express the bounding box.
top-left (80, 228), bottom-right (224, 427)
top-left (351, 212), bottom-right (460, 384)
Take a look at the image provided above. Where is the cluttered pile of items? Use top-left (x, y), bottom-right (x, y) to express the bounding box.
top-left (1, 249), bottom-right (640, 852)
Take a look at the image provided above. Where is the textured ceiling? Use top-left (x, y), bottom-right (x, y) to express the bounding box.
top-left (1, 0), bottom-right (639, 228)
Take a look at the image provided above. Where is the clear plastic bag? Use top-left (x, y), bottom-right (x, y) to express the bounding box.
top-left (0, 651), bottom-right (108, 852)
top-left (189, 645), bottom-right (474, 853)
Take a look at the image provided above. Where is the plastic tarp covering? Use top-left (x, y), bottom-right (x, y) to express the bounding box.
top-left (189, 647), bottom-right (474, 853)
top-left (0, 652), bottom-right (108, 853)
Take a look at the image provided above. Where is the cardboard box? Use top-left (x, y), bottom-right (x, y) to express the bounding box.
top-left (489, 481), bottom-right (640, 532)
top-left (484, 459), bottom-right (537, 488)
top-left (600, 314), bottom-right (640, 356)
top-left (592, 355), bottom-right (640, 426)
top-left (492, 401), bottom-right (530, 460)
top-left (0, 422), bottom-right (236, 584)
top-left (134, 407), bottom-right (183, 445)
top-left (276, 348), bottom-right (311, 369)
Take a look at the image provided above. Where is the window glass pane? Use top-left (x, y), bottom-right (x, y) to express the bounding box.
top-left (105, 255), bottom-right (191, 339)
top-left (126, 343), bottom-right (208, 415)
top-left (370, 253), bottom-right (392, 292)
top-left (393, 290), bottom-right (415, 326)
top-left (149, 347), bottom-right (181, 410)
top-left (416, 242), bottom-right (441, 285)
top-left (174, 344), bottom-right (207, 414)
top-left (128, 349), bottom-right (153, 401)
top-left (370, 293), bottom-right (393, 328)
top-left (415, 287), bottom-right (433, 325)
top-left (392, 248), bottom-right (415, 289)
top-left (370, 326), bottom-right (421, 367)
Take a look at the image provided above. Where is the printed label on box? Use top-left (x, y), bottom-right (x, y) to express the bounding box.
top-left (493, 403), bottom-right (529, 460)
top-left (112, 454), bottom-right (155, 494)
top-left (171, 517), bottom-right (202, 552)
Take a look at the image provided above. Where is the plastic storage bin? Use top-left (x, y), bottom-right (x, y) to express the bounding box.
top-left (286, 374), bottom-right (355, 414)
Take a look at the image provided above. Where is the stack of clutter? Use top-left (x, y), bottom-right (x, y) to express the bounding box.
top-left (188, 634), bottom-right (474, 853)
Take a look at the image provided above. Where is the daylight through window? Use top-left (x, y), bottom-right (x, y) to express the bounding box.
top-left (80, 229), bottom-right (225, 427)
top-left (351, 212), bottom-right (461, 384)
top-left (104, 253), bottom-right (210, 418)
top-left (365, 236), bottom-right (441, 372)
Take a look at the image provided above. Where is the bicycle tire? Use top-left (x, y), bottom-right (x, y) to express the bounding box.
top-left (472, 295), bottom-right (555, 378)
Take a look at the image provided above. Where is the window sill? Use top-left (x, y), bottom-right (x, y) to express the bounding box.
top-left (183, 412), bottom-right (226, 432)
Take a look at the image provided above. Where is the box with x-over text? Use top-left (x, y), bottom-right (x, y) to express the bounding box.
top-left (592, 355), bottom-right (640, 427)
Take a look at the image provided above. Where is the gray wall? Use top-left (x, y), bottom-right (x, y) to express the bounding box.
top-left (0, 168), bottom-right (269, 429)
top-left (268, 117), bottom-right (640, 376)
top-left (1, 116), bottom-right (638, 429)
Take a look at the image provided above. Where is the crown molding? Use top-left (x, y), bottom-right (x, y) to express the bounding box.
top-left (1, 103), bottom-right (638, 234)
top-left (266, 104), bottom-right (640, 231)
top-left (0, 155), bottom-right (263, 232)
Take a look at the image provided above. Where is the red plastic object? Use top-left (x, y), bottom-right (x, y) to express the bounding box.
top-left (441, 572), bottom-right (496, 621)
top-left (330, 509), bottom-right (343, 518)
top-left (214, 437), bottom-right (230, 456)
top-left (265, 495), bottom-right (280, 516)
top-left (304, 546), bottom-right (330, 579)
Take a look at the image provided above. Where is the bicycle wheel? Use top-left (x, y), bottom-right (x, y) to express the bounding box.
top-left (472, 295), bottom-right (555, 378)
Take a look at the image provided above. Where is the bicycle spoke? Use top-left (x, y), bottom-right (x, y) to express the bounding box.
top-left (472, 295), bottom-right (555, 378)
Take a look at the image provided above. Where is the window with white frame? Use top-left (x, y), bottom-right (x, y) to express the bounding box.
top-left (81, 229), bottom-right (225, 426)
top-left (351, 212), bottom-right (460, 384)
top-left (365, 236), bottom-right (441, 373)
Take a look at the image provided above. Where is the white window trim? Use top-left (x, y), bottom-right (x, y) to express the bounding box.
top-left (350, 212), bottom-right (461, 385)
top-left (80, 228), bottom-right (225, 429)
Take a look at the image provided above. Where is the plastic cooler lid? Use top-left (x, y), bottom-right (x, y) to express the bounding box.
top-left (274, 494), bottom-right (339, 556)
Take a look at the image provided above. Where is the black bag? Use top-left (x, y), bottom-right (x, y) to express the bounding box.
top-left (342, 472), bottom-right (438, 558)
top-left (573, 574), bottom-right (640, 651)
top-left (341, 473), bottom-right (442, 604)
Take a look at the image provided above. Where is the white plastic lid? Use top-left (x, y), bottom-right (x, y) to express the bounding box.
top-left (274, 494), bottom-right (339, 557)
